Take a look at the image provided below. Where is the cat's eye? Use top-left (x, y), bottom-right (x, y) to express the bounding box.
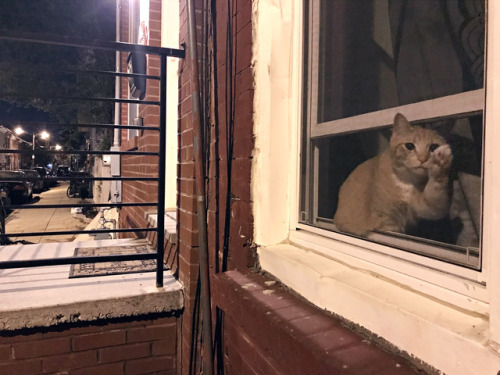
top-left (404, 143), bottom-right (415, 150)
top-left (429, 143), bottom-right (440, 152)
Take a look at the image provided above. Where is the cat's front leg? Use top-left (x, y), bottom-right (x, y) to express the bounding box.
top-left (416, 145), bottom-right (453, 220)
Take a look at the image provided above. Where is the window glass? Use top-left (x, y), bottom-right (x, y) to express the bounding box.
top-left (301, 0), bottom-right (485, 269)
top-left (316, 0), bottom-right (484, 123)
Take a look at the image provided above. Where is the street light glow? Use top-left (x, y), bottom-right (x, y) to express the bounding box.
top-left (55, 144), bottom-right (62, 151)
top-left (14, 127), bottom-right (52, 168)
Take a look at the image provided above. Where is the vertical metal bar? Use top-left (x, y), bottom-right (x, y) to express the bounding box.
top-left (156, 54), bottom-right (167, 287)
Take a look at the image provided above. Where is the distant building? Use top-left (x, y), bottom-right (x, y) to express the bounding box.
top-left (0, 125), bottom-right (24, 170)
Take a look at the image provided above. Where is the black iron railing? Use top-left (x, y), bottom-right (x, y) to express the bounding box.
top-left (0, 30), bottom-right (184, 287)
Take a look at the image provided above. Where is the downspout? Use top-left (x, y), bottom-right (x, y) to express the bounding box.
top-left (186, 1), bottom-right (214, 374)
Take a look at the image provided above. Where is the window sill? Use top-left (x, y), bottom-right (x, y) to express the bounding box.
top-left (145, 210), bottom-right (177, 244)
top-left (0, 238), bottom-right (183, 331)
top-left (121, 136), bottom-right (139, 151)
top-left (257, 241), bottom-right (500, 374)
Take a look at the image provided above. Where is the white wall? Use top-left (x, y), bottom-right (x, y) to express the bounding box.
top-left (161, 0), bottom-right (179, 210)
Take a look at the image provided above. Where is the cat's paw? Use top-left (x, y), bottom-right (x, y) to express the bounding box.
top-left (428, 144), bottom-right (453, 179)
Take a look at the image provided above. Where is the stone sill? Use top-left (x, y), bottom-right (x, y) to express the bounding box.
top-left (145, 210), bottom-right (177, 244)
top-left (0, 238), bottom-right (184, 331)
top-left (258, 243), bottom-right (500, 375)
top-left (121, 136), bottom-right (139, 151)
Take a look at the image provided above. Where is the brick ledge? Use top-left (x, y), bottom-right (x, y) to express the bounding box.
top-left (213, 270), bottom-right (421, 375)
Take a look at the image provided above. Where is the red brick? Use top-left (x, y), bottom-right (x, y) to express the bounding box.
top-left (12, 337), bottom-right (70, 359)
top-left (286, 314), bottom-right (337, 337)
top-left (0, 359), bottom-right (42, 375)
top-left (0, 333), bottom-right (41, 345)
top-left (274, 304), bottom-right (314, 321)
top-left (178, 225), bottom-right (199, 247)
top-left (305, 327), bottom-right (364, 353)
top-left (178, 252), bottom-right (200, 285)
top-left (151, 339), bottom-right (176, 356)
top-left (72, 330), bottom-right (126, 351)
top-left (150, 317), bottom-right (177, 326)
top-left (71, 362), bottom-right (125, 375)
top-left (0, 344), bottom-right (10, 360)
top-left (125, 356), bottom-right (175, 375)
top-left (179, 193), bottom-right (196, 212)
top-left (99, 342), bottom-right (150, 364)
top-left (127, 324), bottom-right (176, 343)
top-left (326, 341), bottom-right (408, 375)
top-left (42, 350), bottom-right (97, 373)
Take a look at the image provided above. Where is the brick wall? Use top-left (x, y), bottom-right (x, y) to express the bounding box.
top-left (177, 0), bottom-right (255, 373)
top-left (175, 1), bottom-right (427, 375)
top-left (0, 315), bottom-right (177, 375)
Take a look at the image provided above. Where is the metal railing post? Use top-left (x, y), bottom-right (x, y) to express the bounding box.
top-left (156, 54), bottom-right (167, 288)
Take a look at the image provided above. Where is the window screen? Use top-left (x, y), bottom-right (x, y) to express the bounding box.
top-left (301, 0), bottom-right (485, 269)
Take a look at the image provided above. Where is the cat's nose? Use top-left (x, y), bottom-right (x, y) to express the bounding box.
top-left (417, 155), bottom-right (428, 163)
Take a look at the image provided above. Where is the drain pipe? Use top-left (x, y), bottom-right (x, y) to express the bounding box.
top-left (186, 1), bottom-right (214, 374)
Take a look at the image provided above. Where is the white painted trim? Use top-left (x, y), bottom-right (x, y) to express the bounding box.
top-left (295, 222), bottom-right (485, 285)
top-left (311, 89), bottom-right (484, 138)
top-left (484, 0), bottom-right (500, 347)
top-left (252, 0), bottom-right (296, 245)
top-left (290, 228), bottom-right (488, 313)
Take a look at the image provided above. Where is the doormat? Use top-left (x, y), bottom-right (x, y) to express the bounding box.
top-left (69, 244), bottom-right (158, 278)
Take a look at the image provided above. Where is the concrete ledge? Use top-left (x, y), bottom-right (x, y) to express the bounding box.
top-left (0, 238), bottom-right (184, 331)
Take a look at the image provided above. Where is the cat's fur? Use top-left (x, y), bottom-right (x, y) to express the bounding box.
top-left (333, 113), bottom-right (453, 236)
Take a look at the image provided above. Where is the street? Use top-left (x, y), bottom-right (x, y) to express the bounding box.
top-left (5, 182), bottom-right (92, 243)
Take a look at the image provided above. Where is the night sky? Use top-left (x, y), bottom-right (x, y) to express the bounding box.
top-left (0, 0), bottom-right (117, 145)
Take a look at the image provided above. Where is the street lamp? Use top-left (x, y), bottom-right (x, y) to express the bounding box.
top-left (14, 127), bottom-right (50, 168)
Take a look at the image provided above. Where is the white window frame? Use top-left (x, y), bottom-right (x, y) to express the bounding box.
top-left (252, 0), bottom-right (500, 372)
top-left (303, 0), bottom-right (485, 272)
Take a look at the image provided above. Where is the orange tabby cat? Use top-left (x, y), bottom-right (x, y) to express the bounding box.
top-left (333, 113), bottom-right (453, 236)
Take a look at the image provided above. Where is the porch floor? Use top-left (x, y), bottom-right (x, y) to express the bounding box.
top-left (0, 238), bottom-right (183, 331)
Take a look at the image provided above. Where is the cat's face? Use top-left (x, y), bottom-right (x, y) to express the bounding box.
top-left (390, 114), bottom-right (446, 177)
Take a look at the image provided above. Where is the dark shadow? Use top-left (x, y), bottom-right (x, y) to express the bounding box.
top-left (25, 196), bottom-right (41, 205)
top-left (214, 307), bottom-right (225, 375)
top-left (189, 276), bottom-right (201, 375)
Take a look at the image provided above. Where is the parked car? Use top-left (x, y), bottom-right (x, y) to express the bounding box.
top-left (56, 165), bottom-right (71, 177)
top-left (34, 166), bottom-right (53, 188)
top-left (20, 169), bottom-right (44, 193)
top-left (0, 170), bottom-right (33, 203)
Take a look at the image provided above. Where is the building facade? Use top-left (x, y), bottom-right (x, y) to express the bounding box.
top-left (173, 1), bottom-right (500, 374)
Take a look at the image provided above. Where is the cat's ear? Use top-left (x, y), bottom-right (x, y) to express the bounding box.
top-left (393, 113), bottom-right (412, 135)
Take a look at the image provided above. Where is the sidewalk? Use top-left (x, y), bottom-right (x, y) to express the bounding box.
top-left (4, 182), bottom-right (92, 243)
top-left (73, 207), bottom-right (119, 242)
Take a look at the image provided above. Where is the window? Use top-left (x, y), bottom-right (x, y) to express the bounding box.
top-left (300, 0), bottom-right (485, 269)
